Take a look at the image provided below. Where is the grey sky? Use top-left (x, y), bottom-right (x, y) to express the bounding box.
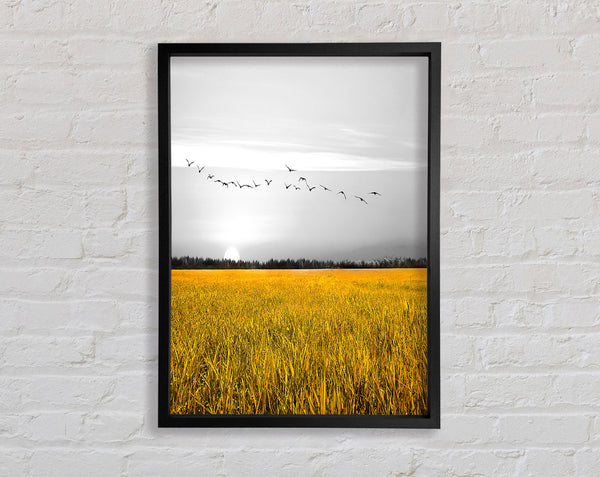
top-left (171, 56), bottom-right (428, 262)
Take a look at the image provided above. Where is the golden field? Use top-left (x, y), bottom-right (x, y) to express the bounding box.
top-left (170, 268), bottom-right (427, 415)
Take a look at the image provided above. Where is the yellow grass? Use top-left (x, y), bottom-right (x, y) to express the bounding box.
top-left (170, 268), bottom-right (427, 415)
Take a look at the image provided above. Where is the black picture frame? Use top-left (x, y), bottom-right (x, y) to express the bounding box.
top-left (158, 43), bottom-right (440, 428)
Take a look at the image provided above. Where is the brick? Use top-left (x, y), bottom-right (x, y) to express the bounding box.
top-left (498, 415), bottom-right (590, 444)
top-left (95, 334), bottom-right (157, 367)
top-left (542, 300), bottom-right (599, 328)
top-left (127, 449), bottom-right (223, 477)
top-left (84, 189), bottom-right (127, 226)
top-left (1, 299), bottom-right (119, 333)
top-left (437, 415), bottom-right (499, 444)
top-left (1, 336), bottom-right (94, 368)
top-left (0, 269), bottom-right (66, 296)
top-left (442, 117), bottom-right (494, 148)
top-left (414, 449), bottom-right (521, 476)
top-left (0, 151), bottom-right (34, 184)
top-left (575, 448), bottom-right (600, 476)
top-left (0, 111), bottom-right (74, 143)
top-left (555, 374), bottom-right (600, 406)
top-left (534, 73), bottom-right (600, 106)
top-left (29, 150), bottom-right (130, 187)
top-left (498, 114), bottom-right (586, 143)
top-left (11, 70), bottom-right (77, 105)
top-left (573, 34), bottom-right (600, 67)
top-left (481, 38), bottom-right (573, 69)
top-left (67, 39), bottom-right (146, 66)
top-left (66, 412), bottom-right (143, 442)
top-left (0, 39), bottom-right (69, 65)
top-left (30, 450), bottom-right (122, 477)
top-left (0, 188), bottom-right (84, 227)
top-left (465, 374), bottom-right (554, 408)
top-left (445, 76), bottom-right (531, 113)
top-left (72, 111), bottom-right (154, 145)
top-left (523, 449), bottom-right (576, 476)
top-left (11, 0), bottom-right (66, 31)
top-left (0, 449), bottom-right (29, 476)
top-left (479, 334), bottom-right (600, 369)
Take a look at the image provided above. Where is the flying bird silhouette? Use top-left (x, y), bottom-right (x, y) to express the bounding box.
top-left (228, 181), bottom-right (237, 187)
top-left (354, 195), bottom-right (368, 204)
top-left (207, 174), bottom-right (214, 180)
top-left (368, 191), bottom-right (382, 196)
top-left (253, 180), bottom-right (261, 188)
top-left (337, 191), bottom-right (346, 200)
top-left (265, 179), bottom-right (272, 186)
top-left (185, 158), bottom-right (194, 167)
top-left (298, 177), bottom-right (307, 182)
top-left (293, 185), bottom-right (301, 190)
top-left (285, 164), bottom-right (297, 172)
top-left (307, 184), bottom-right (316, 192)
top-left (196, 165), bottom-right (205, 173)
top-left (320, 185), bottom-right (331, 192)
top-left (284, 183), bottom-right (292, 190)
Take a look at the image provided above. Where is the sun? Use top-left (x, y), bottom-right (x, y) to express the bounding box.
top-left (224, 246), bottom-right (240, 262)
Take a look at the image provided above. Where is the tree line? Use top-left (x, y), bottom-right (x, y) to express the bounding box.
top-left (171, 256), bottom-right (427, 270)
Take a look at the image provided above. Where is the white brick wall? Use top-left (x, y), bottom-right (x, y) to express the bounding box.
top-left (1, 0), bottom-right (598, 475)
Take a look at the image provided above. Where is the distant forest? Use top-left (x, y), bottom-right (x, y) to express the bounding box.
top-left (171, 256), bottom-right (427, 270)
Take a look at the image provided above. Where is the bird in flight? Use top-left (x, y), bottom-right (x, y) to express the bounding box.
top-left (265, 179), bottom-right (272, 186)
top-left (293, 185), bottom-right (301, 190)
top-left (307, 184), bottom-right (316, 192)
top-left (207, 174), bottom-right (214, 180)
top-left (337, 191), bottom-right (346, 200)
top-left (285, 164), bottom-right (297, 173)
top-left (354, 195), bottom-right (368, 204)
top-left (284, 183), bottom-right (292, 190)
top-left (185, 158), bottom-right (194, 167)
top-left (196, 165), bottom-right (205, 173)
top-left (320, 185), bottom-right (331, 192)
top-left (228, 181), bottom-right (237, 187)
top-left (253, 180), bottom-right (261, 188)
top-left (298, 177), bottom-right (307, 182)
top-left (368, 191), bottom-right (382, 196)
top-left (238, 182), bottom-right (252, 189)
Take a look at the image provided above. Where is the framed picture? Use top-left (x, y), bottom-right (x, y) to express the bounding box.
top-left (158, 43), bottom-right (440, 428)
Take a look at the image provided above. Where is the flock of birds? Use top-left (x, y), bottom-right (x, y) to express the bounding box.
top-left (184, 159), bottom-right (382, 205)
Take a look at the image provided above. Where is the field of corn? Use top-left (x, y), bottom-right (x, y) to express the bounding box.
top-left (170, 268), bottom-right (427, 415)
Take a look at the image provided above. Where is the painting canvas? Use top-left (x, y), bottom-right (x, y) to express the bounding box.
top-left (158, 43), bottom-right (440, 427)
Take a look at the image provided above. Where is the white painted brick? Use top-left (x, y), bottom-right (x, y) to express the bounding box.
top-left (492, 300), bottom-right (545, 328)
top-left (30, 450), bottom-right (122, 477)
top-left (437, 415), bottom-right (499, 444)
top-left (0, 111), bottom-right (74, 143)
top-left (481, 38), bottom-right (573, 69)
top-left (0, 449), bottom-right (29, 476)
top-left (534, 73), bottom-right (600, 106)
top-left (588, 113), bottom-right (600, 143)
top-left (10, 70), bottom-right (77, 105)
top-left (127, 449), bottom-right (223, 477)
top-left (479, 334), bottom-right (599, 369)
top-left (29, 150), bottom-right (130, 187)
top-left (8, 376), bottom-right (114, 411)
top-left (11, 0), bottom-right (66, 31)
top-left (95, 334), bottom-right (157, 367)
top-left (465, 374), bottom-right (555, 409)
top-left (573, 34), bottom-right (600, 67)
top-left (442, 117), bottom-right (494, 148)
top-left (531, 148), bottom-right (600, 187)
top-left (445, 76), bottom-right (531, 113)
top-left (0, 269), bottom-right (66, 296)
top-left (0, 188), bottom-right (84, 227)
top-left (522, 449), bottom-right (576, 476)
top-left (1, 337), bottom-right (94, 368)
top-left (356, 3), bottom-right (400, 34)
top-left (404, 4), bottom-right (454, 32)
top-left (0, 39), bottom-right (69, 65)
top-left (555, 374), bottom-right (600, 407)
top-left (498, 114), bottom-right (586, 143)
top-left (575, 448), bottom-right (600, 476)
top-left (0, 151), bottom-right (34, 185)
top-left (69, 268), bottom-right (157, 300)
top-left (453, 3), bottom-right (498, 33)
top-left (414, 449), bottom-right (521, 476)
top-left (542, 300), bottom-right (600, 328)
top-left (1, 299), bottom-right (119, 333)
top-left (67, 39), bottom-right (146, 66)
top-left (72, 111), bottom-right (154, 145)
top-left (84, 189), bottom-right (127, 226)
top-left (66, 412), bottom-right (143, 442)
top-left (498, 415), bottom-right (590, 444)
